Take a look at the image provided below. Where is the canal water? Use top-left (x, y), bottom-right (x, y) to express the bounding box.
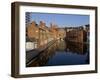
top-left (28, 40), bottom-right (89, 67)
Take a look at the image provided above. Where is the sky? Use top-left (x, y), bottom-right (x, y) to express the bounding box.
top-left (26, 12), bottom-right (89, 27)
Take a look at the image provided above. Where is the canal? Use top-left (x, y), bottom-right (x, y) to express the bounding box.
top-left (27, 40), bottom-right (89, 67)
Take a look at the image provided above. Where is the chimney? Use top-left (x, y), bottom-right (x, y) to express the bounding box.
top-left (40, 21), bottom-right (45, 27)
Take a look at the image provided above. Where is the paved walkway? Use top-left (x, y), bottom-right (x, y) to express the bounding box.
top-left (26, 40), bottom-right (57, 65)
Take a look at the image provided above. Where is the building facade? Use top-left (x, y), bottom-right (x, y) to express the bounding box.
top-left (65, 27), bottom-right (87, 43)
top-left (26, 21), bottom-right (60, 50)
top-left (26, 20), bottom-right (89, 51)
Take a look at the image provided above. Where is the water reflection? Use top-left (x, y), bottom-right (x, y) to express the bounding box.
top-left (65, 41), bottom-right (88, 55)
top-left (27, 40), bottom-right (89, 67)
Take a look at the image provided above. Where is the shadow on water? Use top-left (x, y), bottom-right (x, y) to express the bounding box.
top-left (27, 40), bottom-right (89, 67)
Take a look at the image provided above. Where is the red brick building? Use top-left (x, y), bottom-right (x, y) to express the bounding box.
top-left (65, 27), bottom-right (87, 43)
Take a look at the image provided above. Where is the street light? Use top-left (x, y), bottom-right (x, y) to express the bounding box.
top-left (36, 30), bottom-right (38, 33)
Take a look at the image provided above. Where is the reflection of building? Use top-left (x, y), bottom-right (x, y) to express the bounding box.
top-left (55, 40), bottom-right (88, 55)
top-left (27, 39), bottom-right (88, 67)
top-left (65, 41), bottom-right (87, 54)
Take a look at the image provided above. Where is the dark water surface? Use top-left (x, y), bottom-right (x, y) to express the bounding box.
top-left (28, 40), bottom-right (89, 67)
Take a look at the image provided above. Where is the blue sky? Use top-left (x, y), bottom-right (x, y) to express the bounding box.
top-left (27, 12), bottom-right (89, 27)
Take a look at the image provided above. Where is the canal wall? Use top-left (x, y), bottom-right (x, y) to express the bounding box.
top-left (26, 40), bottom-right (57, 66)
